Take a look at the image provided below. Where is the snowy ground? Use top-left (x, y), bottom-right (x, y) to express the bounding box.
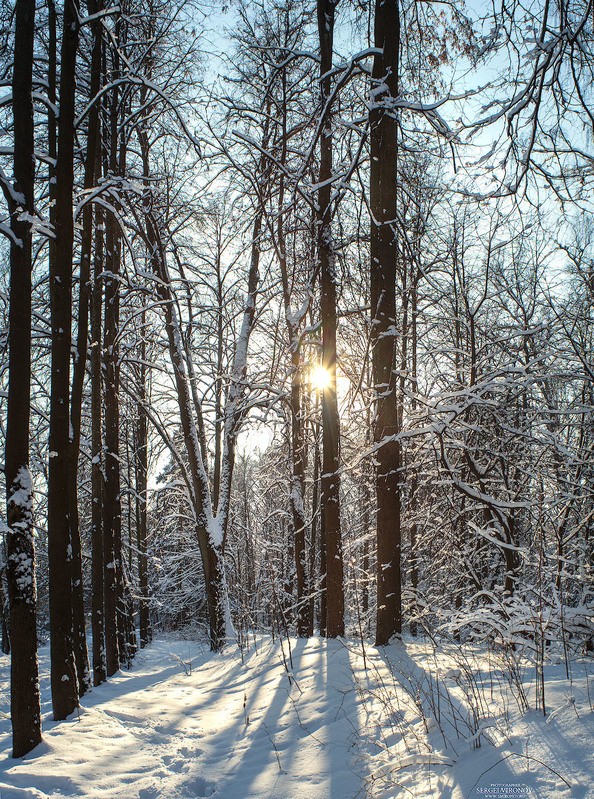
top-left (0, 635), bottom-right (592, 799)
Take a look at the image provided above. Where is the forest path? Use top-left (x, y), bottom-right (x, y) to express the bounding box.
top-left (0, 637), bottom-right (370, 799)
top-left (0, 637), bottom-right (592, 799)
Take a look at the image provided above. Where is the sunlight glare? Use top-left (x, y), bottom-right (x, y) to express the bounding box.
top-left (310, 365), bottom-right (332, 391)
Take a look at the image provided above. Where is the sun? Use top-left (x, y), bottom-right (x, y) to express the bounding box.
top-left (310, 365), bottom-right (332, 391)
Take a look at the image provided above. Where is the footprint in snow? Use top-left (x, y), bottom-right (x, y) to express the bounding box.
top-left (178, 776), bottom-right (215, 797)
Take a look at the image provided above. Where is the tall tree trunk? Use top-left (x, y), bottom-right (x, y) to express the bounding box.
top-left (213, 261), bottom-right (224, 511)
top-left (91, 204), bottom-right (106, 685)
top-left (0, 575), bottom-right (10, 656)
top-left (137, 132), bottom-right (225, 649)
top-left (216, 211), bottom-right (264, 546)
top-left (409, 274), bottom-right (419, 634)
top-left (317, 0), bottom-right (344, 638)
top-left (103, 210), bottom-right (122, 676)
top-left (135, 314), bottom-right (151, 647)
top-left (370, 0), bottom-right (402, 645)
top-left (289, 341), bottom-right (311, 636)
top-left (274, 80), bottom-right (312, 636)
top-left (5, 0), bottom-right (42, 757)
top-left (102, 28), bottom-right (132, 671)
top-left (137, 104), bottom-right (262, 650)
top-left (311, 407), bottom-right (321, 632)
top-left (47, 0), bottom-right (57, 270)
top-left (144, 204), bottom-right (226, 649)
top-left (361, 414), bottom-right (373, 622)
top-left (67, 0), bottom-right (103, 698)
top-left (49, 0), bottom-right (80, 719)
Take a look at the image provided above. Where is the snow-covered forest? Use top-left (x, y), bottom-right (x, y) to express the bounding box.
top-left (0, 0), bottom-right (593, 796)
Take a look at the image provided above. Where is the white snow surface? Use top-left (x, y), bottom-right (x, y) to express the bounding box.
top-left (0, 636), bottom-right (592, 798)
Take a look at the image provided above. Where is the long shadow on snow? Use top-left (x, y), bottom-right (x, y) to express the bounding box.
top-left (324, 640), bottom-right (365, 799)
top-left (207, 637), bottom-right (364, 799)
top-left (209, 637), bottom-right (316, 798)
top-left (375, 643), bottom-right (578, 799)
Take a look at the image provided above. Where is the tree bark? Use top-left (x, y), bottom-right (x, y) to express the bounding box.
top-left (370, 0), bottom-right (403, 645)
top-left (274, 89), bottom-right (312, 636)
top-left (5, 0), bottom-right (42, 757)
top-left (103, 209), bottom-right (122, 676)
top-left (67, 0), bottom-right (103, 698)
top-left (135, 312), bottom-right (152, 648)
top-left (317, 0), bottom-right (344, 638)
top-left (49, 0), bottom-right (80, 719)
top-left (91, 204), bottom-right (106, 685)
top-left (1, 577), bottom-right (10, 656)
